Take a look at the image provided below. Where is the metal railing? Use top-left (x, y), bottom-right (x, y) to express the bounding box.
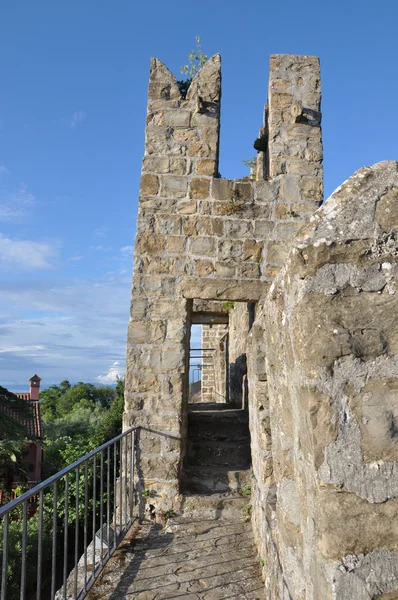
top-left (0, 426), bottom-right (138, 600)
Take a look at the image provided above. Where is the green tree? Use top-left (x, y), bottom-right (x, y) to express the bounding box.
top-left (0, 386), bottom-right (35, 493)
top-left (177, 35), bottom-right (208, 98)
top-left (39, 381), bottom-right (70, 421)
top-left (0, 386), bottom-right (33, 441)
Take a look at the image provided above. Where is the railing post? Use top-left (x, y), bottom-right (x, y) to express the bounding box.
top-left (36, 490), bottom-right (44, 600)
top-left (0, 426), bottom-right (139, 600)
top-left (1, 513), bottom-right (9, 600)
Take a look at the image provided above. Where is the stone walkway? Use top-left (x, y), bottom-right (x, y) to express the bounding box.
top-left (88, 514), bottom-right (264, 599)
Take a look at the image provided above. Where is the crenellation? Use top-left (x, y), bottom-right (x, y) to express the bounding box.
top-left (119, 51), bottom-right (366, 597)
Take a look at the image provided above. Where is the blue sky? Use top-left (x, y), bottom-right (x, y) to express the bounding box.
top-left (0, 0), bottom-right (397, 389)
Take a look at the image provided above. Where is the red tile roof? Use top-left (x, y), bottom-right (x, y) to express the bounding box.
top-left (24, 401), bottom-right (43, 439)
top-left (15, 393), bottom-right (31, 402)
top-left (1, 397), bottom-right (43, 439)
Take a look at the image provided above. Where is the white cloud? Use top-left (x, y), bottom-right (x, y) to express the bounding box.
top-left (70, 111), bottom-right (86, 129)
top-left (0, 234), bottom-right (60, 269)
top-left (93, 227), bottom-right (108, 239)
top-left (97, 361), bottom-right (124, 385)
top-left (0, 184), bottom-right (36, 222)
top-left (68, 255), bottom-right (84, 262)
top-left (0, 164), bottom-right (10, 176)
top-left (0, 345), bottom-right (46, 354)
top-left (120, 245), bottom-right (134, 255)
top-left (0, 271), bottom-right (130, 387)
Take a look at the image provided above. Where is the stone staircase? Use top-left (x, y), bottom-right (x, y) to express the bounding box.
top-left (183, 402), bottom-right (251, 494)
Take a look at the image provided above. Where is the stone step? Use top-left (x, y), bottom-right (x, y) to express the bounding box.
top-left (183, 465), bottom-right (252, 494)
top-left (188, 409), bottom-right (250, 442)
top-left (177, 493), bottom-right (251, 520)
top-left (186, 439), bottom-right (251, 468)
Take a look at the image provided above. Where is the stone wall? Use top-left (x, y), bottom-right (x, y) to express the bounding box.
top-left (201, 323), bottom-right (228, 403)
top-left (248, 161), bottom-right (398, 599)
top-left (125, 52), bottom-right (323, 509)
top-left (125, 47), bottom-right (398, 598)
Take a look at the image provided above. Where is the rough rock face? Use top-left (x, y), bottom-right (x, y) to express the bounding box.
top-left (250, 161), bottom-right (398, 599)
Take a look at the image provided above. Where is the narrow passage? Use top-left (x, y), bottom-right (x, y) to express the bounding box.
top-left (88, 512), bottom-right (264, 599)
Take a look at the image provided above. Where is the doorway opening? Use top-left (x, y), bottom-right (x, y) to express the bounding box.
top-left (183, 302), bottom-right (252, 495)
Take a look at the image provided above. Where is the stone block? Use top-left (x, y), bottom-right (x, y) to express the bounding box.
top-left (280, 176), bottom-right (299, 201)
top-left (214, 262), bottom-right (237, 278)
top-left (299, 176), bottom-right (323, 202)
top-left (190, 178), bottom-right (210, 199)
top-left (201, 126), bottom-right (219, 143)
top-left (139, 196), bottom-right (177, 212)
top-left (288, 161), bottom-right (322, 176)
top-left (235, 182), bottom-right (252, 202)
top-left (160, 176), bottom-right (188, 198)
top-left (166, 319), bottom-right (187, 343)
top-left (267, 241), bottom-right (289, 263)
top-left (182, 216), bottom-right (200, 236)
top-left (145, 256), bottom-right (171, 274)
top-left (375, 187), bottom-right (398, 232)
top-left (176, 199), bottom-right (197, 214)
top-left (140, 174), bottom-right (159, 196)
top-left (202, 216), bottom-right (223, 237)
top-left (149, 348), bottom-right (186, 372)
top-left (263, 265), bottom-right (281, 279)
top-left (128, 320), bottom-right (166, 344)
top-left (171, 256), bottom-right (191, 275)
top-left (130, 297), bottom-right (148, 319)
top-left (187, 142), bottom-right (213, 158)
top-left (173, 128), bottom-right (198, 142)
top-left (274, 203), bottom-right (290, 219)
top-left (195, 159), bottom-right (216, 176)
top-left (195, 259), bottom-right (215, 277)
top-left (224, 220), bottom-right (253, 239)
top-left (254, 220), bottom-right (273, 237)
top-left (177, 278), bottom-right (267, 301)
top-left (166, 236), bottom-right (186, 253)
top-left (135, 234), bottom-right (165, 255)
top-left (161, 110), bottom-right (191, 127)
top-left (305, 142), bottom-right (323, 162)
top-left (197, 200), bottom-right (212, 215)
top-left (212, 178), bottom-right (233, 200)
top-left (254, 179), bottom-right (279, 203)
top-left (218, 240), bottom-right (243, 261)
top-left (243, 240), bottom-right (264, 262)
top-left (272, 222), bottom-right (302, 240)
top-left (190, 237), bottom-right (216, 256)
top-left (138, 275), bottom-right (175, 296)
top-left (155, 215), bottom-right (181, 235)
top-left (125, 373), bottom-right (161, 394)
top-left (286, 124), bottom-right (321, 141)
top-left (238, 263), bottom-right (261, 278)
top-left (191, 112), bottom-right (218, 126)
top-left (142, 156), bottom-right (169, 174)
top-left (169, 158), bottom-right (187, 175)
top-left (271, 92), bottom-right (294, 108)
top-left (150, 298), bottom-right (187, 319)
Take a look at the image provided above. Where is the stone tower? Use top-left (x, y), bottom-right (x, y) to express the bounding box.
top-left (124, 54), bottom-right (323, 504)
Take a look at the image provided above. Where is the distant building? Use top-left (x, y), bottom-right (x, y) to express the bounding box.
top-left (12, 374), bottom-right (44, 486)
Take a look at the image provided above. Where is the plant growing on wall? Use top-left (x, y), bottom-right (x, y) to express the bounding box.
top-left (177, 36), bottom-right (208, 98)
top-left (242, 157), bottom-right (257, 180)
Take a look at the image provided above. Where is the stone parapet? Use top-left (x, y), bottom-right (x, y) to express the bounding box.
top-left (251, 161), bottom-right (398, 598)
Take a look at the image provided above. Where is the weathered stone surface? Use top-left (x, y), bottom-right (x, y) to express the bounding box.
top-left (189, 177), bottom-right (210, 199)
top-left (248, 161), bottom-right (398, 599)
top-left (87, 511), bottom-right (263, 600)
top-left (178, 278), bottom-right (268, 301)
top-left (125, 52), bottom-right (330, 600)
top-left (140, 173), bottom-right (159, 195)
